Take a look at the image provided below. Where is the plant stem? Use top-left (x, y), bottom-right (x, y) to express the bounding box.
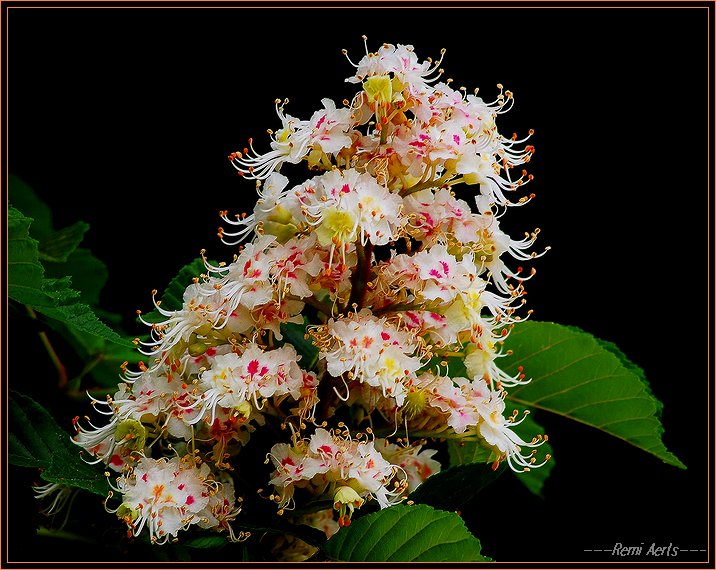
top-left (345, 240), bottom-right (374, 313)
top-left (26, 306), bottom-right (68, 388)
top-left (286, 294), bottom-right (333, 318)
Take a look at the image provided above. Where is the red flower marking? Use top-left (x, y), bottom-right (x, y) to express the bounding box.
top-left (247, 359), bottom-right (260, 376)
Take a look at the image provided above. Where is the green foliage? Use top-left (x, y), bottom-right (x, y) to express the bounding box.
top-left (278, 320), bottom-right (320, 370)
top-left (323, 504), bottom-right (489, 562)
top-left (8, 391), bottom-right (110, 497)
top-left (44, 248), bottom-right (108, 306)
top-left (408, 462), bottom-right (505, 511)
top-left (8, 206), bottom-right (50, 304)
top-left (501, 321), bottom-right (685, 469)
top-left (8, 174), bottom-right (53, 239)
top-left (447, 438), bottom-right (493, 465)
top-left (183, 535), bottom-right (230, 549)
top-left (8, 178), bottom-right (135, 393)
top-left (37, 221), bottom-right (90, 263)
top-left (7, 203), bottom-right (129, 347)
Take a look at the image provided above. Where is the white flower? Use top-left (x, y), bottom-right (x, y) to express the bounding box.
top-left (201, 234), bottom-right (276, 315)
top-left (344, 41), bottom-right (443, 97)
top-left (229, 100), bottom-right (310, 179)
top-left (473, 387), bottom-right (549, 472)
top-left (320, 312), bottom-right (424, 406)
top-left (219, 172), bottom-right (291, 245)
top-left (267, 233), bottom-right (324, 299)
top-left (307, 98), bottom-right (353, 155)
top-left (196, 473), bottom-right (245, 542)
top-left (309, 169), bottom-right (404, 260)
top-left (116, 456), bottom-right (212, 544)
top-left (186, 343), bottom-right (304, 425)
top-left (374, 439), bottom-right (441, 493)
top-left (267, 428), bottom-right (406, 522)
top-left (413, 244), bottom-right (474, 303)
top-left (136, 280), bottom-right (229, 371)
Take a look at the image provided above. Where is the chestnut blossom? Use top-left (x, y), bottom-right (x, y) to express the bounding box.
top-left (114, 456), bottom-right (213, 544)
top-left (267, 428), bottom-right (407, 525)
top-left (63, 40), bottom-right (549, 550)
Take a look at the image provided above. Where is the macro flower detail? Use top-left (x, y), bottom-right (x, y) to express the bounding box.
top-left (113, 456), bottom-right (215, 544)
top-left (56, 38), bottom-right (553, 557)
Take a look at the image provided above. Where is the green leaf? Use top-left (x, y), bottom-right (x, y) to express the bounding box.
top-left (140, 257), bottom-right (208, 323)
top-left (44, 248), bottom-right (108, 306)
top-left (8, 391), bottom-right (60, 469)
top-left (7, 206), bottom-right (52, 305)
top-left (8, 205), bottom-right (130, 348)
top-left (9, 178), bottom-right (109, 307)
top-left (38, 221), bottom-right (89, 263)
top-left (183, 535), bottom-right (230, 549)
top-left (44, 453), bottom-right (111, 496)
top-left (8, 391), bottom-right (110, 496)
top-left (35, 293), bottom-right (131, 348)
top-left (408, 462), bottom-right (505, 511)
top-left (323, 504), bottom-right (489, 562)
top-left (8, 174), bottom-right (53, 239)
top-left (447, 439), bottom-right (493, 465)
top-left (278, 320), bottom-right (319, 370)
top-left (501, 321), bottom-right (685, 469)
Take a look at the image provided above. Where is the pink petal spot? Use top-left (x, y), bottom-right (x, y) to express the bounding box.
top-left (247, 359), bottom-right (260, 376)
top-left (110, 454), bottom-right (124, 467)
top-left (178, 483), bottom-right (185, 491)
top-left (381, 331), bottom-right (391, 341)
top-left (185, 495), bottom-right (195, 506)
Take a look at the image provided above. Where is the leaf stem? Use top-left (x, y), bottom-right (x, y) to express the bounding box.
top-left (26, 306), bottom-right (68, 388)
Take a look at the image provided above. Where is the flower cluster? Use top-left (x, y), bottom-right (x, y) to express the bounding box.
top-left (67, 39), bottom-right (549, 553)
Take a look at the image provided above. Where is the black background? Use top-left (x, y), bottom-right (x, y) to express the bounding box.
top-left (5, 2), bottom-right (713, 564)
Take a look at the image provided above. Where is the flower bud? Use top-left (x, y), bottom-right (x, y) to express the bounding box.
top-left (333, 485), bottom-right (365, 527)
